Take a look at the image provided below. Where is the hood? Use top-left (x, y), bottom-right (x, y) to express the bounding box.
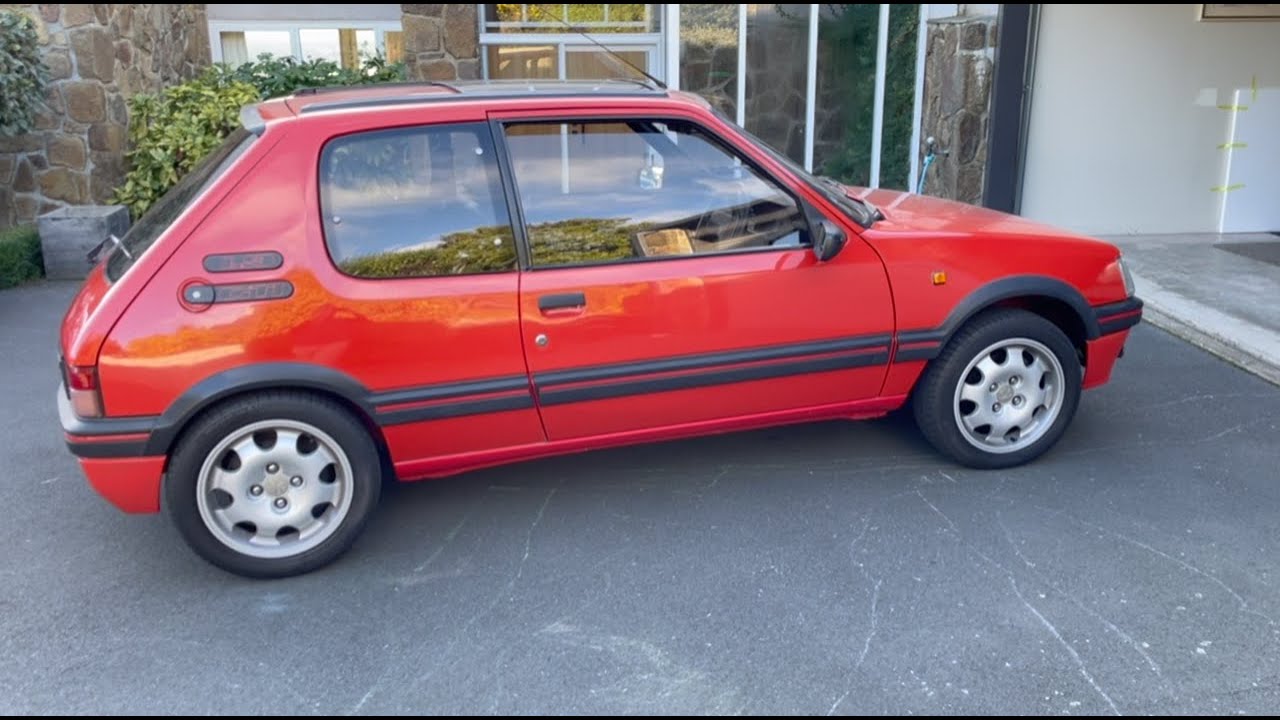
top-left (845, 186), bottom-right (1116, 251)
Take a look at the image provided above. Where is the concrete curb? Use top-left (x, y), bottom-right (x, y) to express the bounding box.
top-left (1133, 273), bottom-right (1280, 388)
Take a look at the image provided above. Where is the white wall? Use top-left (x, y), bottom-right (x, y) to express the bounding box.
top-left (208, 5), bottom-right (402, 22)
top-left (1021, 4), bottom-right (1280, 235)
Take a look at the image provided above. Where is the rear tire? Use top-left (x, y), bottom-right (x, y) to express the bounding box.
top-left (913, 309), bottom-right (1082, 469)
top-left (165, 391), bottom-right (381, 578)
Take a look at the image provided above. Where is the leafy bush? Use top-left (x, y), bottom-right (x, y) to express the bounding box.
top-left (115, 54), bottom-right (404, 217)
top-left (216, 54), bottom-right (405, 100)
top-left (0, 225), bottom-right (43, 289)
top-left (112, 72), bottom-right (259, 217)
top-left (0, 11), bottom-right (48, 136)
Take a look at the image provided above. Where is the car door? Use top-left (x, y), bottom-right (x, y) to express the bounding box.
top-left (493, 111), bottom-right (895, 440)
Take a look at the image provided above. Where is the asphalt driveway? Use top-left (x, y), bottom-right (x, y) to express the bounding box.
top-left (1, 281), bottom-right (1278, 715)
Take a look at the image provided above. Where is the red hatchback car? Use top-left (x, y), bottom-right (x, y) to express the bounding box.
top-left (58, 81), bottom-right (1141, 577)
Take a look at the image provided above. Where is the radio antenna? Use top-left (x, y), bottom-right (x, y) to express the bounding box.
top-left (525, 5), bottom-right (669, 89)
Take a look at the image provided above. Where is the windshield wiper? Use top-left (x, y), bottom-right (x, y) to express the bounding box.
top-left (814, 176), bottom-right (882, 224)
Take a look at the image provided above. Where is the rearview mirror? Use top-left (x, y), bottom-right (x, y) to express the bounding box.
top-left (809, 213), bottom-right (847, 262)
top-left (638, 164), bottom-right (664, 191)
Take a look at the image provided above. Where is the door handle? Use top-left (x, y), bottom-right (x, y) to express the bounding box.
top-left (538, 292), bottom-right (587, 316)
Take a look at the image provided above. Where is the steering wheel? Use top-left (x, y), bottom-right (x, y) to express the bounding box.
top-left (693, 176), bottom-right (753, 247)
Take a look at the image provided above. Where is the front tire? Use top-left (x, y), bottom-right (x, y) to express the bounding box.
top-left (165, 392), bottom-right (381, 578)
top-left (913, 309), bottom-right (1082, 469)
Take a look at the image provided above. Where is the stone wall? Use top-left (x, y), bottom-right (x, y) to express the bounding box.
top-left (919, 14), bottom-right (996, 204)
top-left (0, 4), bottom-right (209, 229)
top-left (681, 8), bottom-right (845, 169)
top-left (400, 4), bottom-right (479, 82)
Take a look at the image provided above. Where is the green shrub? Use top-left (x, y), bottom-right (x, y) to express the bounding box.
top-left (0, 225), bottom-right (43, 289)
top-left (216, 54), bottom-right (405, 100)
top-left (0, 11), bottom-right (48, 136)
top-left (112, 71), bottom-right (259, 218)
top-left (114, 54), bottom-right (404, 218)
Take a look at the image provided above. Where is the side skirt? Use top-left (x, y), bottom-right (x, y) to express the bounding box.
top-left (392, 394), bottom-right (909, 481)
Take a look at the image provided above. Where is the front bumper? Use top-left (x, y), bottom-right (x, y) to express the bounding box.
top-left (1084, 296), bottom-right (1143, 389)
top-left (1094, 297), bottom-right (1143, 336)
top-left (58, 385), bottom-right (164, 514)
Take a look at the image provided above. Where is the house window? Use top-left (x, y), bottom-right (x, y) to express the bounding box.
top-left (479, 4), bottom-right (664, 83)
top-left (211, 22), bottom-right (405, 69)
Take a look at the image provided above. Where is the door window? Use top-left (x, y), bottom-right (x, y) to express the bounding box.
top-left (502, 119), bottom-right (807, 267)
top-left (319, 123), bottom-right (517, 279)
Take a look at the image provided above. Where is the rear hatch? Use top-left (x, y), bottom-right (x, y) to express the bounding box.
top-left (59, 119), bottom-right (264, 399)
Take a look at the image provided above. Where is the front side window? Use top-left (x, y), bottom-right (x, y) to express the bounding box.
top-left (320, 123), bottom-right (517, 279)
top-left (502, 119), bottom-right (807, 267)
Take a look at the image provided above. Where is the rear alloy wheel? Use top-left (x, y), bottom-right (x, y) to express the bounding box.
top-left (913, 309), bottom-right (1082, 469)
top-left (167, 392), bottom-right (380, 578)
top-left (196, 420), bottom-right (353, 560)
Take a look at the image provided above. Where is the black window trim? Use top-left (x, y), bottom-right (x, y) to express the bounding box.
top-left (106, 128), bottom-right (259, 283)
top-left (489, 112), bottom-right (821, 272)
top-left (316, 120), bottom-right (522, 281)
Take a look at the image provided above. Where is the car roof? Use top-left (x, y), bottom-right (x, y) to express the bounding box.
top-left (280, 79), bottom-right (679, 116)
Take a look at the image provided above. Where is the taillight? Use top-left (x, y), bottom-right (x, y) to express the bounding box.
top-left (67, 364), bottom-right (103, 418)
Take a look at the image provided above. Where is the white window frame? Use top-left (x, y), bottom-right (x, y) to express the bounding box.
top-left (208, 20), bottom-right (403, 65)
top-left (476, 4), bottom-right (667, 83)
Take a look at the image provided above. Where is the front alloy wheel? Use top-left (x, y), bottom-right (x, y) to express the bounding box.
top-left (952, 338), bottom-right (1065, 454)
top-left (913, 309), bottom-right (1082, 469)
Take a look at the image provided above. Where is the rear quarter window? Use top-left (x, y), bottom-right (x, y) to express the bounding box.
top-left (106, 129), bottom-right (255, 282)
top-left (318, 123), bottom-right (516, 279)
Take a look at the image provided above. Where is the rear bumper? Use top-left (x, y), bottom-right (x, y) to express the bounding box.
top-left (58, 385), bottom-right (164, 513)
top-left (78, 456), bottom-right (165, 513)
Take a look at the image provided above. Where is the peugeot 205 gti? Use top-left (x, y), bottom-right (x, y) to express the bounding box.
top-left (58, 81), bottom-right (1142, 577)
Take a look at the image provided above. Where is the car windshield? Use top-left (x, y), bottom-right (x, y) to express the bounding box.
top-left (712, 109), bottom-right (876, 228)
top-left (106, 129), bottom-right (256, 282)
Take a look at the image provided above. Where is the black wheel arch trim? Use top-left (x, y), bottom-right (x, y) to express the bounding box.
top-left (143, 363), bottom-right (377, 455)
top-left (938, 275), bottom-right (1102, 342)
top-left (891, 276), bottom-right (1119, 364)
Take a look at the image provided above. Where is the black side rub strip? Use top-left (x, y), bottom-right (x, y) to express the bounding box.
top-left (370, 375), bottom-right (530, 407)
top-left (375, 394), bottom-right (535, 425)
top-left (536, 334), bottom-right (892, 387)
top-left (538, 350), bottom-right (889, 406)
top-left (370, 375), bottom-right (535, 427)
top-left (893, 344), bottom-right (943, 363)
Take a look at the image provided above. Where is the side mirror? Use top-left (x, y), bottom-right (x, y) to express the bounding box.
top-left (809, 211), bottom-right (847, 262)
